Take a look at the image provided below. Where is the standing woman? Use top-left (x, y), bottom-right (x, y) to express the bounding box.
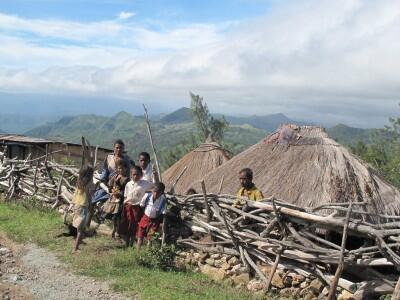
top-left (72, 166), bottom-right (95, 253)
top-left (90, 139), bottom-right (132, 226)
top-left (100, 139), bottom-right (132, 183)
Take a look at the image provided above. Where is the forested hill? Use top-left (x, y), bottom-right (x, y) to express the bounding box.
top-left (326, 124), bottom-right (376, 145)
top-left (26, 108), bottom-right (375, 170)
top-left (26, 110), bottom-right (267, 169)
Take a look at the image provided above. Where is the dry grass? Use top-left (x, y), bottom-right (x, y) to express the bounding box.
top-left (194, 124), bottom-right (400, 218)
top-left (162, 142), bottom-right (230, 194)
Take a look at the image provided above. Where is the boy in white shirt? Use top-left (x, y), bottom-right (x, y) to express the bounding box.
top-left (136, 182), bottom-right (167, 251)
top-left (120, 166), bottom-right (152, 247)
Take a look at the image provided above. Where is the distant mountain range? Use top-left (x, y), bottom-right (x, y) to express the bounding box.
top-left (24, 107), bottom-right (376, 159)
top-left (26, 110), bottom-right (269, 164)
top-left (0, 114), bottom-right (60, 134)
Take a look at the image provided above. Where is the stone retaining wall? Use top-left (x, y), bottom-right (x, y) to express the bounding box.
top-left (176, 249), bottom-right (356, 300)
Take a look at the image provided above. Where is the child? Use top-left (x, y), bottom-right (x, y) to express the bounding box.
top-left (136, 182), bottom-right (167, 251)
top-left (119, 166), bottom-right (152, 247)
top-left (103, 159), bottom-right (129, 238)
top-left (72, 166), bottom-right (94, 253)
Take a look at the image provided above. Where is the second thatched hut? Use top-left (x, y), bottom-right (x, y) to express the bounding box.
top-left (162, 141), bottom-right (230, 194)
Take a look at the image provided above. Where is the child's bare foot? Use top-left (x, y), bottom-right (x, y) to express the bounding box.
top-left (71, 249), bottom-right (80, 254)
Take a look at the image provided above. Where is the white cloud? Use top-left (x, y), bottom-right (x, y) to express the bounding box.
top-left (118, 11), bottom-right (136, 20)
top-left (1, 0), bottom-right (400, 127)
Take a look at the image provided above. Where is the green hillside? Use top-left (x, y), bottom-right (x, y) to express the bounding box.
top-left (327, 123), bottom-right (376, 145)
top-left (26, 110), bottom-right (267, 170)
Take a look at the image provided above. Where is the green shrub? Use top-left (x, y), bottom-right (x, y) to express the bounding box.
top-left (137, 244), bottom-right (177, 271)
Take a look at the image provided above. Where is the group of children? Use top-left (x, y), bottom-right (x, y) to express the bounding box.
top-left (71, 140), bottom-right (167, 253)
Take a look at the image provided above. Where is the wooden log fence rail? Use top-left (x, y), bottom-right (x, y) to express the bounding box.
top-left (0, 148), bottom-right (399, 298)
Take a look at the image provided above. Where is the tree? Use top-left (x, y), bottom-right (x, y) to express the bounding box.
top-left (351, 104), bottom-right (400, 188)
top-left (189, 92), bottom-right (229, 142)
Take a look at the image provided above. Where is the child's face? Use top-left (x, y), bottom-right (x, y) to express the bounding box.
top-left (152, 189), bottom-right (161, 199)
top-left (131, 170), bottom-right (141, 182)
top-left (117, 166), bottom-right (125, 175)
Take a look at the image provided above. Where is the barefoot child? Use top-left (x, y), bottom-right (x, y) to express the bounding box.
top-left (119, 166), bottom-right (152, 247)
top-left (72, 166), bottom-right (94, 253)
top-left (137, 182), bottom-right (167, 251)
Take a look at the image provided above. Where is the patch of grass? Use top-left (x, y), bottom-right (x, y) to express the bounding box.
top-left (0, 201), bottom-right (283, 300)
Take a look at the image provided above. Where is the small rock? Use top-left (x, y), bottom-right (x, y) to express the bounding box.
top-left (220, 262), bottom-right (231, 271)
top-left (219, 256), bottom-right (228, 263)
top-left (300, 281), bottom-right (308, 289)
top-left (214, 259), bottom-right (224, 268)
top-left (300, 286), bottom-right (319, 299)
top-left (309, 278), bottom-right (324, 294)
top-left (247, 279), bottom-right (265, 292)
top-left (0, 248), bottom-right (11, 256)
top-left (13, 275), bottom-right (23, 281)
top-left (178, 251), bottom-right (187, 257)
top-left (199, 252), bottom-right (209, 263)
top-left (210, 253), bottom-right (221, 259)
top-left (200, 264), bottom-right (226, 281)
top-left (271, 273), bottom-right (285, 289)
top-left (338, 290), bottom-right (356, 300)
top-left (283, 275), bottom-right (292, 287)
top-left (291, 274), bottom-right (306, 286)
top-left (232, 273), bottom-right (250, 286)
top-left (184, 257), bottom-right (192, 265)
top-left (280, 287), bottom-right (300, 297)
top-left (205, 258), bottom-right (215, 266)
top-left (193, 252), bottom-right (200, 260)
top-left (304, 294), bottom-right (318, 300)
top-left (228, 256), bottom-right (239, 266)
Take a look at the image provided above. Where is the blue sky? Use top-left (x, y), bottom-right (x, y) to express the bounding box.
top-left (0, 0), bottom-right (399, 127)
top-left (0, 0), bottom-right (273, 23)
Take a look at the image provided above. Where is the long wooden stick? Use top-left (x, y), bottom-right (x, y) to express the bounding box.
top-left (327, 202), bottom-right (353, 300)
top-left (393, 276), bottom-right (400, 300)
top-left (265, 247), bottom-right (283, 291)
top-left (170, 166), bottom-right (187, 193)
top-left (201, 180), bottom-right (211, 222)
top-left (143, 104), bottom-right (162, 182)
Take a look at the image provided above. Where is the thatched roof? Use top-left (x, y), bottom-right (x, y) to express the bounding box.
top-left (162, 142), bottom-right (230, 194)
top-left (194, 124), bottom-right (400, 217)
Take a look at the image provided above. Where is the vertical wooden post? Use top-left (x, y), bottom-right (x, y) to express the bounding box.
top-left (218, 175), bottom-right (224, 194)
top-left (201, 180), bottom-right (211, 222)
top-left (143, 104), bottom-right (162, 182)
top-left (327, 202), bottom-right (353, 300)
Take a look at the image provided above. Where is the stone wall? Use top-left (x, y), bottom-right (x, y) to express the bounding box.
top-left (176, 249), bottom-right (356, 300)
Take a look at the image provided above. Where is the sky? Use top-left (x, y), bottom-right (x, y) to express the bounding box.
top-left (0, 0), bottom-right (399, 128)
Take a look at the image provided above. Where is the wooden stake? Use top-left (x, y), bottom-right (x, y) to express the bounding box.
top-left (143, 104), bottom-right (162, 182)
top-left (170, 166), bottom-right (187, 194)
top-left (217, 175), bottom-right (224, 194)
top-left (327, 202), bottom-right (353, 300)
top-left (201, 180), bottom-right (211, 222)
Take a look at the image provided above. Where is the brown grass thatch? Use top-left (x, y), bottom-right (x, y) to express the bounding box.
top-left (162, 142), bottom-right (230, 194)
top-left (194, 124), bottom-right (400, 217)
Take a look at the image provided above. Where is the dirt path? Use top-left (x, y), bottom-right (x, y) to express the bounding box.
top-left (0, 236), bottom-right (134, 300)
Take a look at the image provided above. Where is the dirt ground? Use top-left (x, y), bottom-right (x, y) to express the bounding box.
top-left (0, 235), bottom-right (133, 300)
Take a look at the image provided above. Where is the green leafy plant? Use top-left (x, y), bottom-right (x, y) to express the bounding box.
top-left (137, 244), bottom-right (177, 271)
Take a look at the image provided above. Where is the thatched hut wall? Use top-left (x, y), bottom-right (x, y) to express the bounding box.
top-left (162, 142), bottom-right (230, 194)
top-left (194, 125), bottom-right (400, 217)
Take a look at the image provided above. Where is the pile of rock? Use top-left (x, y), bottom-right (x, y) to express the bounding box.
top-left (176, 250), bottom-right (356, 300)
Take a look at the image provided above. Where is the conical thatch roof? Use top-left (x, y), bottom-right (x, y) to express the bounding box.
top-left (194, 124), bottom-right (400, 217)
top-left (162, 142), bottom-right (230, 194)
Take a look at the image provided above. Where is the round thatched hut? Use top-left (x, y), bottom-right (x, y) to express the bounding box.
top-left (195, 124), bottom-right (400, 216)
top-left (162, 141), bottom-right (230, 194)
